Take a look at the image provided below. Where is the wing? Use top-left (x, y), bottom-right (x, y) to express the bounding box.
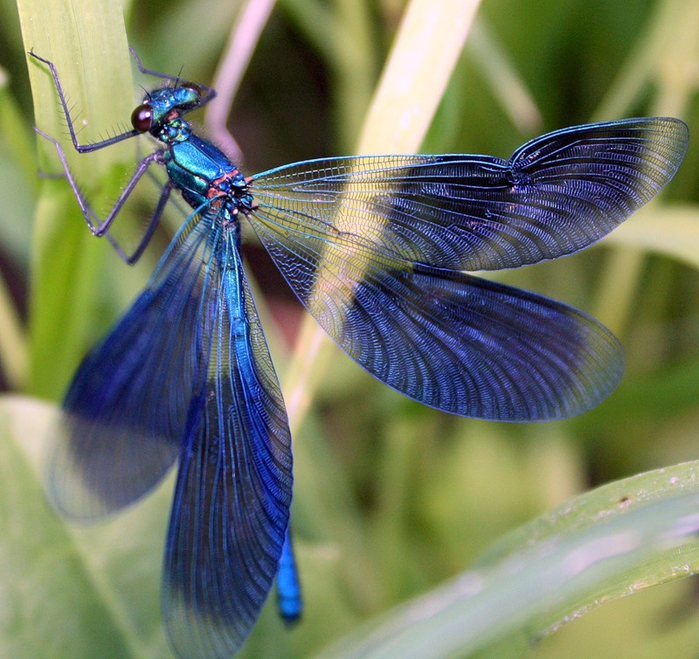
top-left (249, 117), bottom-right (688, 272)
top-left (48, 210), bottom-right (216, 520)
top-left (247, 230), bottom-right (623, 420)
top-left (162, 228), bottom-right (293, 659)
top-left (242, 118), bottom-right (685, 420)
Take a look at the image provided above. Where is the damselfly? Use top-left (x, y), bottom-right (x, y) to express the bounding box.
top-left (30, 49), bottom-right (688, 659)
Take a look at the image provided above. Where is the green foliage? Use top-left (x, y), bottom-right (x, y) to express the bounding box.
top-left (0, 0), bottom-right (698, 657)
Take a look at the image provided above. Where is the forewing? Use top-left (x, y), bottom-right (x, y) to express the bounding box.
top-left (250, 117), bottom-right (688, 272)
top-left (162, 231), bottom-right (293, 658)
top-left (48, 212), bottom-right (214, 520)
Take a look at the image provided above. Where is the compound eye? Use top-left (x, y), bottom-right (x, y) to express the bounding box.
top-left (179, 84), bottom-right (203, 109)
top-left (131, 104), bottom-right (153, 132)
top-left (184, 83), bottom-right (202, 96)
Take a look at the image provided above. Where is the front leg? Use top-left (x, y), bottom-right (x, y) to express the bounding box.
top-left (35, 127), bottom-right (169, 264)
top-left (29, 51), bottom-right (140, 152)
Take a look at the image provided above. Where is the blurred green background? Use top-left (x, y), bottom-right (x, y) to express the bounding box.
top-left (1, 0), bottom-right (699, 657)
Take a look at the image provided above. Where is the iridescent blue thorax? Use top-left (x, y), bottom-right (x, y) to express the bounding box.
top-left (131, 86), bottom-right (255, 219)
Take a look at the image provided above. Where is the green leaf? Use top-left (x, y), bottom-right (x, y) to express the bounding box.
top-left (18, 0), bottom-right (133, 178)
top-left (317, 462), bottom-right (699, 659)
top-left (0, 71), bottom-right (38, 265)
top-left (0, 395), bottom-right (171, 658)
top-left (17, 0), bottom-right (135, 398)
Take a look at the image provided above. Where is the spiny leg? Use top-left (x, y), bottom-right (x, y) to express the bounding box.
top-left (34, 127), bottom-right (169, 263)
top-left (122, 181), bottom-right (174, 265)
top-left (28, 51), bottom-right (141, 152)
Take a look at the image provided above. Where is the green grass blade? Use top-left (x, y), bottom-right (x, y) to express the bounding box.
top-left (17, 0), bottom-right (133, 398)
top-left (284, 0), bottom-right (480, 437)
top-left (0, 268), bottom-right (27, 388)
top-left (18, 0), bottom-right (133, 176)
top-left (0, 395), bottom-right (170, 658)
top-left (602, 204), bottom-right (699, 271)
top-left (317, 462), bottom-right (699, 659)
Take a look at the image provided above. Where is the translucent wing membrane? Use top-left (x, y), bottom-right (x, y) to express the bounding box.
top-left (162, 222), bottom-right (292, 658)
top-left (48, 212), bottom-right (213, 519)
top-left (247, 118), bottom-right (686, 420)
top-left (250, 117), bottom-right (688, 272)
top-left (347, 268), bottom-right (623, 420)
top-left (49, 207), bottom-right (293, 657)
top-left (252, 214), bottom-right (623, 420)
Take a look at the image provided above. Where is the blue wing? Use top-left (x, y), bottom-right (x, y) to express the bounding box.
top-left (48, 205), bottom-right (293, 656)
top-left (47, 211), bottom-right (214, 519)
top-left (247, 118), bottom-right (687, 420)
top-left (162, 223), bottom-right (292, 659)
top-left (250, 117), bottom-right (688, 272)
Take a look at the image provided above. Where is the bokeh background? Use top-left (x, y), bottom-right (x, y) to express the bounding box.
top-left (1, 0), bottom-right (699, 657)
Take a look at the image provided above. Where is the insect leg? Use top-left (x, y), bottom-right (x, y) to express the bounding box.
top-left (28, 51), bottom-right (140, 151)
top-left (35, 126), bottom-right (166, 264)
